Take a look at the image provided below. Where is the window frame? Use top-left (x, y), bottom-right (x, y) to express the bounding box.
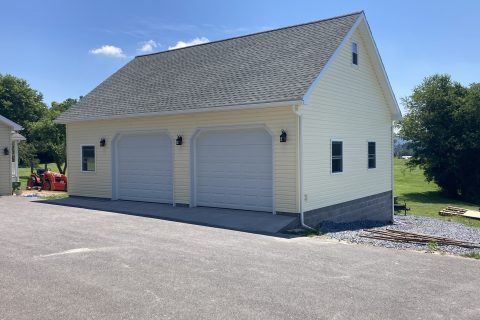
top-left (81, 145), bottom-right (96, 173)
top-left (352, 42), bottom-right (358, 66)
top-left (331, 139), bottom-right (344, 174)
top-left (367, 141), bottom-right (376, 170)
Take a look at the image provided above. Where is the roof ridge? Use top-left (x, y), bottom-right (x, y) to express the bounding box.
top-left (136, 11), bottom-right (364, 58)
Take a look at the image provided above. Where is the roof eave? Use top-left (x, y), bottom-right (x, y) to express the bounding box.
top-left (302, 13), bottom-right (365, 105)
top-left (0, 114), bottom-right (23, 131)
top-left (360, 14), bottom-right (402, 120)
top-left (54, 99), bottom-right (304, 124)
top-left (302, 12), bottom-right (402, 121)
top-left (11, 132), bottom-right (26, 141)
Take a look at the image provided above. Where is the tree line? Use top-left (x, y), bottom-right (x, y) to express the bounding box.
top-left (399, 74), bottom-right (480, 203)
top-left (0, 74), bottom-right (75, 174)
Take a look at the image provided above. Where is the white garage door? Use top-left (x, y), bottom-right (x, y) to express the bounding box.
top-left (116, 133), bottom-right (173, 203)
top-left (195, 128), bottom-right (273, 212)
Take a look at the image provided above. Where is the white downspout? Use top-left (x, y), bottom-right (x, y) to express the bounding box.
top-left (14, 140), bottom-right (19, 182)
top-left (293, 105), bottom-right (316, 230)
top-left (391, 122), bottom-right (395, 223)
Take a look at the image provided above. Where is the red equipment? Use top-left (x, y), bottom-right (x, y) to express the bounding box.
top-left (27, 169), bottom-right (68, 191)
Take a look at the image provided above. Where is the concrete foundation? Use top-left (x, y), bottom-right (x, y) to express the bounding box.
top-left (304, 191), bottom-right (393, 227)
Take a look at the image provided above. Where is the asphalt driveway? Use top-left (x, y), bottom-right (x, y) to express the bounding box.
top-left (0, 197), bottom-right (479, 320)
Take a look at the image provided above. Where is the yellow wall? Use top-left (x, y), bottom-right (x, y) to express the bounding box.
top-left (67, 106), bottom-right (299, 213)
top-left (0, 123), bottom-right (11, 196)
top-left (302, 23), bottom-right (393, 211)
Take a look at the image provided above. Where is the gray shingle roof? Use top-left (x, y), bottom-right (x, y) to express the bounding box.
top-left (57, 12), bottom-right (361, 123)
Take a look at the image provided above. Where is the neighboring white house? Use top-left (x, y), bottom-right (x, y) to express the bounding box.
top-left (0, 115), bottom-right (25, 196)
top-left (56, 11), bottom-right (402, 227)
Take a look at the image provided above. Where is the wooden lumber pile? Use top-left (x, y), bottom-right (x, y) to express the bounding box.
top-left (360, 229), bottom-right (480, 249)
top-left (439, 206), bottom-right (480, 220)
top-left (439, 206), bottom-right (467, 216)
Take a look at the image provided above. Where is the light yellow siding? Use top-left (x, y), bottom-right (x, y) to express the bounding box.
top-left (0, 123), bottom-right (12, 195)
top-left (67, 106), bottom-right (299, 213)
top-left (302, 24), bottom-right (393, 212)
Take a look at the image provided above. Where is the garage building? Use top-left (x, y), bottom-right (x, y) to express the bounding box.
top-left (56, 12), bottom-right (401, 226)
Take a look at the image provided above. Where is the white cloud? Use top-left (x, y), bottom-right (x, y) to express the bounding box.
top-left (89, 45), bottom-right (126, 58)
top-left (168, 37), bottom-right (209, 50)
top-left (138, 40), bottom-right (158, 54)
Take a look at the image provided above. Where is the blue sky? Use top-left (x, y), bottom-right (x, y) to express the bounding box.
top-left (1, 0), bottom-right (479, 113)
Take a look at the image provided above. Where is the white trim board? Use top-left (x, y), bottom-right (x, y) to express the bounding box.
top-left (302, 15), bottom-right (364, 105)
top-left (80, 145), bottom-right (96, 173)
top-left (302, 12), bottom-right (402, 121)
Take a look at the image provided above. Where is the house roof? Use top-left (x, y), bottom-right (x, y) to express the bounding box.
top-left (0, 114), bottom-right (23, 131)
top-left (56, 12), bottom-right (367, 123)
top-left (11, 132), bottom-right (26, 141)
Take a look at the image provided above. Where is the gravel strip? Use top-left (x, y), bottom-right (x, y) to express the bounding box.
top-left (322, 215), bottom-right (480, 255)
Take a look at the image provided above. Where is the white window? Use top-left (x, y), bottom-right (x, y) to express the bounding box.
top-left (368, 141), bottom-right (376, 169)
top-left (81, 145), bottom-right (95, 172)
top-left (331, 140), bottom-right (343, 173)
top-left (352, 42), bottom-right (358, 65)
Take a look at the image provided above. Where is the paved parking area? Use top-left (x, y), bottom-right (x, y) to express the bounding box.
top-left (43, 196), bottom-right (297, 234)
top-left (0, 196), bottom-right (479, 319)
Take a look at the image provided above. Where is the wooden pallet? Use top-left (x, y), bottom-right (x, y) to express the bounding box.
top-left (360, 229), bottom-right (480, 249)
top-left (439, 206), bottom-right (480, 220)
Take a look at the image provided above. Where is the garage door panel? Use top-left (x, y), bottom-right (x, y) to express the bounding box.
top-left (197, 162), bottom-right (272, 174)
top-left (116, 133), bottom-right (173, 203)
top-left (120, 189), bottom-right (171, 200)
top-left (119, 181), bottom-right (172, 192)
top-left (196, 128), bottom-right (273, 212)
top-left (118, 170), bottom-right (172, 178)
top-left (196, 182), bottom-right (272, 193)
top-left (197, 178), bottom-right (272, 191)
top-left (198, 146), bottom-right (269, 160)
top-left (118, 173), bottom-right (172, 184)
top-left (197, 163), bottom-right (271, 173)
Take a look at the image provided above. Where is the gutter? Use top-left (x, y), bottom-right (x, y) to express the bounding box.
top-left (292, 105), bottom-right (316, 231)
top-left (54, 99), bottom-right (304, 124)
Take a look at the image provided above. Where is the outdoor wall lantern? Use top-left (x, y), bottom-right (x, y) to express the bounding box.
top-left (3, 147), bottom-right (9, 155)
top-left (280, 130), bottom-right (287, 143)
top-left (100, 138), bottom-right (106, 147)
top-left (176, 135), bottom-right (183, 146)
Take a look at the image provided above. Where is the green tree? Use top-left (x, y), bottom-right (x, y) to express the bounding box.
top-left (399, 74), bottom-right (480, 202)
top-left (0, 74), bottom-right (77, 173)
top-left (29, 98), bottom-right (77, 174)
top-left (18, 142), bottom-right (39, 172)
top-left (0, 74), bottom-right (48, 170)
top-left (0, 74), bottom-right (48, 134)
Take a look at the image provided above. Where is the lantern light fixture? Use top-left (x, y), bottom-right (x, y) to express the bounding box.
top-left (176, 135), bottom-right (183, 146)
top-left (280, 130), bottom-right (287, 143)
top-left (100, 138), bottom-right (106, 147)
top-left (3, 147), bottom-right (9, 155)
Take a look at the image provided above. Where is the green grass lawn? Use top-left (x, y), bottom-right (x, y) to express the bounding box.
top-left (394, 158), bottom-right (480, 228)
